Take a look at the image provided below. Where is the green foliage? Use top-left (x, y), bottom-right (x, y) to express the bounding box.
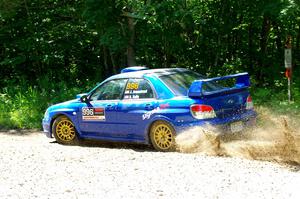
top-left (252, 86), bottom-right (300, 117)
top-left (0, 81), bottom-right (93, 129)
top-left (1, 0), bottom-right (300, 129)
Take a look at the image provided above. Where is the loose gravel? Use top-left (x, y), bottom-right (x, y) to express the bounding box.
top-left (0, 131), bottom-right (299, 199)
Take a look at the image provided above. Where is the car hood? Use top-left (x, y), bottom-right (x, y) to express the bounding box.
top-left (47, 99), bottom-right (80, 111)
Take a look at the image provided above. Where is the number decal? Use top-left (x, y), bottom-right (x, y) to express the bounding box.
top-left (126, 82), bottom-right (139, 90)
top-left (82, 108), bottom-right (94, 116)
top-left (82, 107), bottom-right (105, 121)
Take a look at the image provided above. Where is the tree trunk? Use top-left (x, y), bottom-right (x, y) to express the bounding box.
top-left (214, 34), bottom-right (221, 67)
top-left (272, 20), bottom-right (282, 59)
top-left (127, 16), bottom-right (136, 67)
top-left (103, 47), bottom-right (110, 77)
top-left (258, 15), bottom-right (271, 82)
top-left (260, 15), bottom-right (271, 56)
top-left (248, 22), bottom-right (253, 72)
top-left (109, 51), bottom-right (117, 74)
top-left (296, 26), bottom-right (300, 66)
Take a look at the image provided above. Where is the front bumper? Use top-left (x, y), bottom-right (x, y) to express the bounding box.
top-left (42, 118), bottom-right (52, 138)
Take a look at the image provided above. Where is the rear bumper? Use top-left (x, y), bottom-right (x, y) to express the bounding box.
top-left (174, 110), bottom-right (257, 134)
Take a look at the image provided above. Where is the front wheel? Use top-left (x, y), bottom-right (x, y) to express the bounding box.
top-left (149, 121), bottom-right (176, 152)
top-left (52, 116), bottom-right (78, 145)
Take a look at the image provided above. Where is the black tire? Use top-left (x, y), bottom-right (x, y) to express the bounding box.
top-left (149, 120), bottom-right (176, 152)
top-left (52, 116), bottom-right (78, 145)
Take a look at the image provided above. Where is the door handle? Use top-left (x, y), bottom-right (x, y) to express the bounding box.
top-left (145, 104), bottom-right (154, 110)
top-left (106, 104), bottom-right (115, 110)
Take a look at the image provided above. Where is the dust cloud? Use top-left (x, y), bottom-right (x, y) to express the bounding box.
top-left (175, 107), bottom-right (300, 165)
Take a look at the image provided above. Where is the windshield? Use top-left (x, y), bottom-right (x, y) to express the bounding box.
top-left (159, 70), bottom-right (221, 96)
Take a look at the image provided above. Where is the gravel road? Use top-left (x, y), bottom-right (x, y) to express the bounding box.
top-left (0, 131), bottom-right (299, 199)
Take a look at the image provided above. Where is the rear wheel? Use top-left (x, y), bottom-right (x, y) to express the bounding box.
top-left (150, 121), bottom-right (176, 152)
top-left (52, 116), bottom-right (78, 145)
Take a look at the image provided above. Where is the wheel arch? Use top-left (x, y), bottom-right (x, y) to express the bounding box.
top-left (49, 113), bottom-right (76, 138)
top-left (144, 116), bottom-right (176, 144)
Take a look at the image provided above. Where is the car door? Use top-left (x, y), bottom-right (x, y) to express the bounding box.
top-left (116, 78), bottom-right (158, 140)
top-left (78, 79), bottom-right (128, 138)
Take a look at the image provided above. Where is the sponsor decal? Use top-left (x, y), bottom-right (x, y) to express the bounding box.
top-left (124, 95), bottom-right (140, 99)
top-left (142, 107), bottom-right (160, 120)
top-left (159, 103), bottom-right (170, 109)
top-left (142, 103), bottom-right (169, 120)
top-left (125, 90), bottom-right (147, 94)
top-left (82, 107), bottom-right (105, 121)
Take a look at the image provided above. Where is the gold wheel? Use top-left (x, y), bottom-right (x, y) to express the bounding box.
top-left (52, 116), bottom-right (78, 144)
top-left (150, 121), bottom-right (175, 151)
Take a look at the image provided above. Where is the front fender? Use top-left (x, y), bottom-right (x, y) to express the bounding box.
top-left (48, 108), bottom-right (79, 137)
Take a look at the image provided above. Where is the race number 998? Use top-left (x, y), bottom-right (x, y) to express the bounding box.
top-left (82, 108), bottom-right (94, 116)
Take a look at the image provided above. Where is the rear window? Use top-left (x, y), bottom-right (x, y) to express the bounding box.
top-left (159, 70), bottom-right (221, 96)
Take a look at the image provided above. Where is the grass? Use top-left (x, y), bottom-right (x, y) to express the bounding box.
top-left (0, 82), bottom-right (91, 129)
top-left (252, 87), bottom-right (300, 118)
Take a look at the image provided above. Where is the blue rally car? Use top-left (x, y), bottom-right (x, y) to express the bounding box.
top-left (42, 67), bottom-right (256, 151)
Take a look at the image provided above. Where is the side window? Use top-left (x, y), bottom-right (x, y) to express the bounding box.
top-left (90, 79), bottom-right (127, 101)
top-left (124, 79), bottom-right (154, 99)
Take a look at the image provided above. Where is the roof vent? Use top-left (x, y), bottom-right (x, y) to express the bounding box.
top-left (121, 66), bottom-right (148, 73)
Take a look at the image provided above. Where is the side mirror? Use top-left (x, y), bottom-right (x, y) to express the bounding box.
top-left (80, 95), bottom-right (89, 103)
top-left (76, 93), bottom-right (87, 99)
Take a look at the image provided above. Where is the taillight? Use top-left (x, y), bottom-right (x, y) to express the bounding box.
top-left (190, 104), bottom-right (216, 119)
top-left (246, 95), bottom-right (254, 110)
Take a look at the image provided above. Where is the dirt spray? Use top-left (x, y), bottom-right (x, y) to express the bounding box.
top-left (175, 107), bottom-right (300, 165)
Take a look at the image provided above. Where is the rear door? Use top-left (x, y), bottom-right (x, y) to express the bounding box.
top-left (116, 78), bottom-right (158, 140)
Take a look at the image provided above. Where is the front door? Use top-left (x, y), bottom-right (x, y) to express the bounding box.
top-left (78, 79), bottom-right (128, 137)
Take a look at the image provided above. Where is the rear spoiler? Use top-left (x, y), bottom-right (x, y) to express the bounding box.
top-left (188, 72), bottom-right (250, 98)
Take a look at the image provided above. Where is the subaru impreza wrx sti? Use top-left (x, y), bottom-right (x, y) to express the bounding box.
top-left (42, 67), bottom-right (256, 151)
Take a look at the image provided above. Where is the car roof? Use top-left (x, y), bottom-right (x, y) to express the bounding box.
top-left (106, 68), bottom-right (190, 80)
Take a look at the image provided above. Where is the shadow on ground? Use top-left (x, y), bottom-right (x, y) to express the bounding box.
top-left (0, 129), bottom-right (41, 136)
top-left (50, 139), bottom-right (156, 153)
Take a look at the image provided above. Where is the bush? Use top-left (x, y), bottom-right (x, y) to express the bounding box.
top-left (252, 86), bottom-right (300, 117)
top-left (0, 81), bottom-right (93, 129)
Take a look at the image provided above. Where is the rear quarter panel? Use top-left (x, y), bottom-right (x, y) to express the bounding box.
top-left (142, 97), bottom-right (196, 141)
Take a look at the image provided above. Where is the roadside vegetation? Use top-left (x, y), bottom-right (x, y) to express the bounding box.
top-left (0, 82), bottom-right (85, 129)
top-left (253, 86), bottom-right (300, 118)
top-left (1, 0), bottom-right (300, 129)
top-left (1, 78), bottom-right (300, 129)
